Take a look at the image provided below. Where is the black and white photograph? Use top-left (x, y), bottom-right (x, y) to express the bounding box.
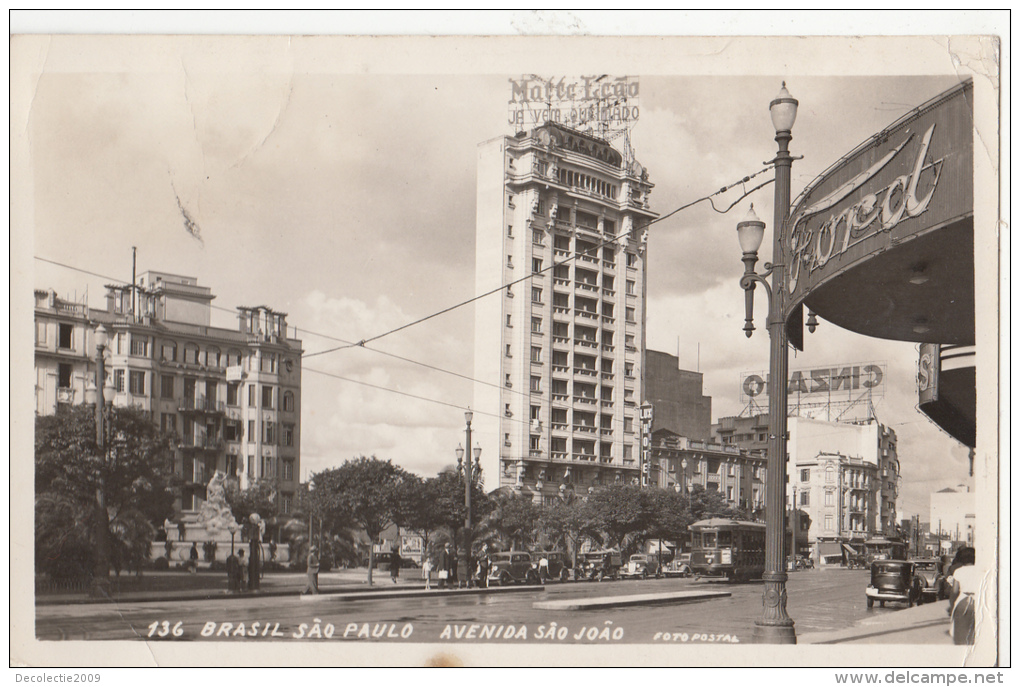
top-left (10, 12), bottom-right (1008, 673)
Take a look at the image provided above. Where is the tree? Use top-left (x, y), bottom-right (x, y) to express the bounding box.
top-left (583, 484), bottom-right (653, 553)
top-left (538, 489), bottom-right (588, 569)
top-left (309, 456), bottom-right (409, 585)
top-left (391, 475), bottom-right (446, 559)
top-left (35, 405), bottom-right (178, 581)
top-left (644, 488), bottom-right (691, 550)
top-left (477, 492), bottom-right (541, 551)
top-left (685, 484), bottom-right (746, 523)
top-left (224, 478), bottom-right (279, 525)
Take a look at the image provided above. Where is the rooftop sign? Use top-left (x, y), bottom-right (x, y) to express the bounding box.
top-left (507, 75), bottom-right (640, 135)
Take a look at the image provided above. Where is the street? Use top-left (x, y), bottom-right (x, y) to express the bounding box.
top-left (36, 568), bottom-right (916, 644)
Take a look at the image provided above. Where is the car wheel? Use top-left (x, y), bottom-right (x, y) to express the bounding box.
top-left (867, 597), bottom-right (874, 608)
top-left (642, 570), bottom-right (648, 580)
top-left (526, 570), bottom-right (539, 585)
top-left (500, 572), bottom-right (511, 586)
top-left (560, 570), bottom-right (569, 583)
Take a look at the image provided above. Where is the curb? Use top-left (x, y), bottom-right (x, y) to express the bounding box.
top-left (533, 590), bottom-right (731, 611)
top-left (298, 584), bottom-right (545, 602)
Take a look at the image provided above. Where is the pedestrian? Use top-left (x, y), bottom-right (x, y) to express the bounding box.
top-left (269, 540), bottom-right (278, 562)
top-left (389, 548), bottom-right (401, 584)
top-left (226, 550), bottom-right (241, 592)
top-left (422, 556), bottom-right (433, 590)
top-left (305, 546), bottom-right (319, 595)
top-left (946, 547), bottom-right (978, 645)
top-left (238, 550), bottom-right (249, 591)
top-left (438, 543), bottom-right (456, 589)
top-left (476, 544), bottom-right (490, 589)
top-left (537, 553), bottom-right (550, 584)
top-left (177, 521), bottom-right (186, 542)
top-left (189, 542), bottom-right (199, 573)
top-left (248, 514), bottom-right (263, 591)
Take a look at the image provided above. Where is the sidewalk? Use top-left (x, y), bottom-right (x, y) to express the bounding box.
top-left (800, 601), bottom-right (956, 644)
top-left (35, 569), bottom-right (439, 606)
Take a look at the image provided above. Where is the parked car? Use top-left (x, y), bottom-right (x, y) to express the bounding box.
top-left (664, 553), bottom-right (693, 578)
top-left (911, 558), bottom-right (947, 602)
top-left (620, 554), bottom-right (662, 579)
top-left (786, 555), bottom-right (812, 571)
top-left (370, 552), bottom-right (418, 570)
top-left (579, 549), bottom-right (622, 581)
top-left (531, 551), bottom-right (572, 582)
top-left (866, 560), bottom-right (922, 608)
top-left (488, 551), bottom-right (540, 586)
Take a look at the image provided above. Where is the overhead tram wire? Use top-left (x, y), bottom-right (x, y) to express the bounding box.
top-left (36, 164), bottom-right (776, 433)
top-left (303, 165), bottom-right (776, 357)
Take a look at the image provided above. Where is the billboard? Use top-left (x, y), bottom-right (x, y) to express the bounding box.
top-left (507, 75), bottom-right (640, 135)
top-left (740, 362), bottom-right (886, 406)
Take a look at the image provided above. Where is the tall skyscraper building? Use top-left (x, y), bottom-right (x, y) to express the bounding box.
top-left (34, 271), bottom-right (303, 520)
top-left (474, 121), bottom-right (657, 502)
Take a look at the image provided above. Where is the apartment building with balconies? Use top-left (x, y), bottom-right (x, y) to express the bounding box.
top-left (33, 271), bottom-right (302, 519)
top-left (474, 122), bottom-right (657, 502)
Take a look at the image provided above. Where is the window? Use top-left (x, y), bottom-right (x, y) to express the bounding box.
top-left (282, 459), bottom-right (294, 482)
top-left (161, 413), bottom-right (176, 434)
top-left (206, 347), bottom-right (221, 368)
top-left (624, 417), bottom-right (634, 433)
top-left (223, 422), bottom-right (241, 442)
top-left (226, 382), bottom-right (239, 406)
top-left (530, 376), bottom-right (541, 393)
top-left (532, 229), bottom-right (543, 245)
top-left (248, 384), bottom-right (256, 406)
top-left (283, 424), bottom-right (294, 447)
top-left (626, 279), bottom-right (636, 295)
top-left (262, 454), bottom-right (275, 478)
top-left (161, 341), bottom-right (177, 362)
top-left (505, 373), bottom-right (512, 388)
top-left (225, 454), bottom-right (239, 477)
top-left (625, 334), bottom-right (636, 350)
top-left (57, 363), bottom-right (72, 389)
top-left (625, 362), bottom-right (635, 377)
top-left (825, 491), bottom-right (834, 506)
top-left (826, 467), bottom-right (836, 484)
top-left (184, 345), bottom-right (200, 364)
top-left (114, 369), bottom-right (125, 393)
top-left (506, 314), bottom-right (513, 328)
top-left (507, 224), bottom-right (514, 237)
top-left (283, 391), bottom-right (295, 412)
top-left (627, 253), bottom-right (637, 268)
top-left (504, 433), bottom-right (511, 447)
top-left (264, 421), bottom-right (276, 444)
top-left (530, 436), bottom-right (540, 451)
top-left (532, 287), bottom-right (542, 303)
top-left (507, 193), bottom-right (514, 207)
top-left (531, 346), bottom-right (542, 363)
top-left (799, 491), bottom-right (810, 507)
top-left (247, 455), bottom-right (255, 477)
top-left (160, 375), bottom-right (175, 399)
top-left (505, 344), bottom-right (513, 358)
top-left (824, 515), bottom-right (834, 531)
top-left (129, 370), bottom-right (145, 395)
top-left (800, 469), bottom-right (810, 482)
top-left (532, 257), bottom-right (543, 273)
top-left (504, 403), bottom-right (513, 417)
top-left (260, 353), bottom-right (277, 373)
top-left (58, 323), bottom-right (73, 349)
top-left (727, 486), bottom-right (734, 501)
top-left (130, 336), bottom-right (149, 357)
top-left (531, 317), bottom-right (542, 333)
top-left (248, 420), bottom-right (255, 441)
top-left (530, 405), bottom-right (541, 421)
top-left (626, 307), bottom-right (636, 323)
top-left (623, 444), bottom-right (634, 460)
top-left (262, 386), bottom-right (274, 409)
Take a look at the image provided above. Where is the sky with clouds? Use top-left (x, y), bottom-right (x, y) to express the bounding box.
top-left (16, 29), bottom-right (997, 520)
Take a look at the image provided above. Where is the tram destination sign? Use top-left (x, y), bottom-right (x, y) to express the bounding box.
top-left (740, 362), bottom-right (886, 405)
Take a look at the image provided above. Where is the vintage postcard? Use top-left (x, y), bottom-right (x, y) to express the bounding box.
top-left (10, 13), bottom-right (1006, 671)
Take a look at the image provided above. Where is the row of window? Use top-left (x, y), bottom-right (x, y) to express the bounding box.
top-left (160, 413), bottom-right (296, 447)
top-left (155, 375), bottom-right (295, 411)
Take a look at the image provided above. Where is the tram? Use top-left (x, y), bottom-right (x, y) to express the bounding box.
top-left (689, 518), bottom-right (766, 582)
top-left (863, 537), bottom-right (908, 565)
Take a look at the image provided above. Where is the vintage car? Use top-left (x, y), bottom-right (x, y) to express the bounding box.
top-left (487, 551), bottom-right (540, 586)
top-left (620, 553), bottom-right (662, 579)
top-left (664, 553), bottom-right (693, 578)
top-left (531, 551), bottom-right (572, 582)
top-left (866, 560), bottom-right (923, 608)
top-left (370, 552), bottom-right (419, 570)
top-left (911, 558), bottom-right (947, 602)
top-left (579, 549), bottom-right (623, 581)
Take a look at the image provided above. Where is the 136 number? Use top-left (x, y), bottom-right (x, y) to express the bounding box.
top-left (147, 621), bottom-right (184, 638)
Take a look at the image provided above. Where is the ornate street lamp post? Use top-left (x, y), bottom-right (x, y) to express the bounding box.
top-left (738, 82), bottom-right (799, 644)
top-left (89, 324), bottom-right (116, 596)
top-left (456, 409), bottom-right (481, 587)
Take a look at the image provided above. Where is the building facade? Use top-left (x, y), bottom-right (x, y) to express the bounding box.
top-left (34, 271), bottom-right (302, 520)
top-left (474, 122), bottom-right (657, 502)
top-left (648, 429), bottom-right (766, 512)
top-left (929, 485), bottom-right (975, 546)
top-left (644, 350), bottom-right (712, 442)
